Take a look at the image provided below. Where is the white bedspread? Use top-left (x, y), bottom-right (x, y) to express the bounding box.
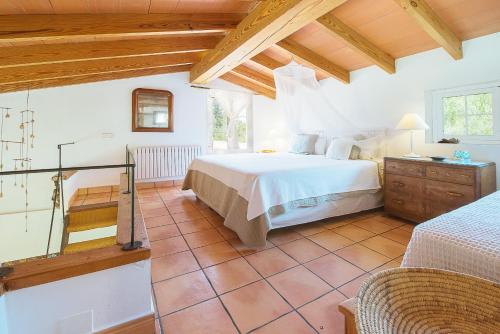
top-left (402, 190), bottom-right (500, 283)
top-left (188, 153), bottom-right (380, 220)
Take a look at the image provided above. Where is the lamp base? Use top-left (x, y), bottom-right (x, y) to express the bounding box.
top-left (403, 152), bottom-right (422, 159)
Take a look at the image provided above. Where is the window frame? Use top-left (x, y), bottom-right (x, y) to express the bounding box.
top-left (427, 82), bottom-right (500, 144)
top-left (207, 90), bottom-right (254, 154)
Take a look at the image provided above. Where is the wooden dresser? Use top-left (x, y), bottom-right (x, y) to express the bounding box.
top-left (384, 157), bottom-right (496, 222)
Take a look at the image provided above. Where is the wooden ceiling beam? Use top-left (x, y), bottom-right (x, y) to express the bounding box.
top-left (0, 65), bottom-right (193, 94)
top-left (394, 0), bottom-right (462, 60)
top-left (232, 65), bottom-right (276, 90)
top-left (190, 0), bottom-right (348, 84)
top-left (276, 39), bottom-right (350, 83)
top-left (316, 14), bottom-right (396, 74)
top-left (250, 54), bottom-right (284, 70)
top-left (0, 13), bottom-right (244, 43)
top-left (0, 52), bottom-right (202, 85)
top-left (220, 72), bottom-right (276, 99)
top-left (0, 36), bottom-right (223, 68)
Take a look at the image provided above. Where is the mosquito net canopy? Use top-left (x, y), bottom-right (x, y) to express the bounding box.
top-left (273, 61), bottom-right (356, 137)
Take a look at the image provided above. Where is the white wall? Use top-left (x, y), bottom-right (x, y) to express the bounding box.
top-left (0, 72), bottom-right (278, 209)
top-left (0, 72), bottom-right (209, 185)
top-left (3, 260), bottom-right (152, 334)
top-left (321, 33), bottom-right (500, 188)
top-left (0, 72), bottom-right (277, 263)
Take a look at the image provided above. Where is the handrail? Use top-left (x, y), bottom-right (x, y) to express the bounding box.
top-left (0, 163), bottom-right (135, 176)
top-left (0, 146), bottom-right (141, 280)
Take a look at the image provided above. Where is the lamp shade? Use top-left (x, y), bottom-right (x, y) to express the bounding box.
top-left (396, 113), bottom-right (429, 130)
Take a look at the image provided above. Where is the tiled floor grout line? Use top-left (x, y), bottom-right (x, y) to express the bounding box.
top-left (236, 249), bottom-right (321, 334)
top-left (149, 227), bottom-right (406, 276)
top-left (148, 215), bottom-right (408, 285)
top-left (247, 310), bottom-right (299, 333)
top-left (155, 188), bottom-right (244, 334)
top-left (150, 282), bottom-right (165, 334)
top-left (149, 217), bottom-right (409, 262)
top-left (141, 190), bottom-right (413, 333)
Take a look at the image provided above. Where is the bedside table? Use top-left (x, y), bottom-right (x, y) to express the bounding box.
top-left (384, 157), bottom-right (496, 222)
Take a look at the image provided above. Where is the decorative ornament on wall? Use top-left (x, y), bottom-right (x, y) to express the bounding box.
top-left (0, 90), bottom-right (36, 231)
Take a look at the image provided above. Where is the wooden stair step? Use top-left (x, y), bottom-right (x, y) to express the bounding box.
top-left (69, 201), bottom-right (118, 212)
top-left (63, 236), bottom-right (117, 255)
top-left (67, 218), bottom-right (117, 232)
top-left (68, 205), bottom-right (118, 232)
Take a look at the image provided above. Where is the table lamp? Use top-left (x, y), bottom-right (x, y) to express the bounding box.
top-left (396, 113), bottom-right (429, 158)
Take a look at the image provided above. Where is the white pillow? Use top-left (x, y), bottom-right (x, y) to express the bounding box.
top-left (290, 134), bottom-right (318, 154)
top-left (354, 136), bottom-right (383, 159)
top-left (314, 136), bottom-right (327, 155)
top-left (325, 138), bottom-right (354, 160)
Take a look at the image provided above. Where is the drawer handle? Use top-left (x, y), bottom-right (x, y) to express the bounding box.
top-left (392, 181), bottom-right (405, 187)
top-left (447, 191), bottom-right (464, 198)
top-left (392, 199), bottom-right (404, 205)
top-left (430, 170), bottom-right (437, 174)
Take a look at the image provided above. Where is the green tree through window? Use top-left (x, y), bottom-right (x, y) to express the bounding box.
top-left (443, 93), bottom-right (493, 137)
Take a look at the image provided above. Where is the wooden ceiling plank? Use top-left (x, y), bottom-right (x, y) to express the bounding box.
top-left (0, 13), bottom-right (244, 43)
top-left (249, 53), bottom-right (284, 70)
top-left (276, 38), bottom-right (350, 83)
top-left (231, 65), bottom-right (276, 90)
top-left (394, 0), bottom-right (462, 60)
top-left (189, 0), bottom-right (348, 84)
top-left (316, 14), bottom-right (396, 74)
top-left (0, 65), bottom-right (193, 94)
top-left (0, 52), bottom-right (202, 85)
top-left (220, 72), bottom-right (276, 99)
top-left (0, 35), bottom-right (222, 68)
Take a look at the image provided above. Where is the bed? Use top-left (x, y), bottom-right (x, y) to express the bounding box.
top-left (183, 152), bottom-right (382, 247)
top-left (402, 190), bottom-right (500, 283)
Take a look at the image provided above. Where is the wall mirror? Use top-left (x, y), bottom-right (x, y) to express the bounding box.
top-left (132, 88), bottom-right (173, 132)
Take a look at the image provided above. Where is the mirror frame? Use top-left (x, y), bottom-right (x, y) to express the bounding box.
top-left (132, 88), bottom-right (173, 132)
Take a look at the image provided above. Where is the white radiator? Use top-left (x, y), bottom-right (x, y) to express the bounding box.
top-left (135, 145), bottom-right (202, 180)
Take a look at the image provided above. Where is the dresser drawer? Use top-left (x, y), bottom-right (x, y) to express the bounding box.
top-left (426, 165), bottom-right (475, 185)
top-left (386, 160), bottom-right (425, 177)
top-left (425, 180), bottom-right (475, 205)
top-left (424, 180), bottom-right (475, 217)
top-left (385, 174), bottom-right (424, 195)
top-left (385, 192), bottom-right (425, 218)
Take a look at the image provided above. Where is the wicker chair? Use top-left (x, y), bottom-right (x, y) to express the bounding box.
top-left (355, 267), bottom-right (500, 334)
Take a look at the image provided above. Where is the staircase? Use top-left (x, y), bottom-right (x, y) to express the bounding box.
top-left (61, 186), bottom-right (119, 254)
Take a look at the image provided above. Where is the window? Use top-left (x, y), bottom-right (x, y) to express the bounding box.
top-left (208, 89), bottom-right (253, 153)
top-left (428, 82), bottom-right (500, 144)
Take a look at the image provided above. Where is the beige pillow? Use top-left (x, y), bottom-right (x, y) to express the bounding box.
top-left (325, 138), bottom-right (354, 160)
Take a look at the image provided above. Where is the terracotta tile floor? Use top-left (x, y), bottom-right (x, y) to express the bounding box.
top-left (141, 186), bottom-right (415, 334)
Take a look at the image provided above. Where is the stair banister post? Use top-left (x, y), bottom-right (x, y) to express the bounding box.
top-left (122, 162), bottom-right (141, 251)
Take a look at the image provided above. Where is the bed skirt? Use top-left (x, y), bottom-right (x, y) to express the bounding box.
top-left (183, 170), bottom-right (381, 247)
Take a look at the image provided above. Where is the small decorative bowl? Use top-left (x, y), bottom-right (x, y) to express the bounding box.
top-left (430, 156), bottom-right (446, 161)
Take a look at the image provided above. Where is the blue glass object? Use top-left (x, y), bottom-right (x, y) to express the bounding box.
top-left (454, 150), bottom-right (471, 162)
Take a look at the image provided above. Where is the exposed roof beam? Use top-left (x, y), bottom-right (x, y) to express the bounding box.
top-left (0, 14), bottom-right (244, 43)
top-left (190, 0), bottom-right (348, 84)
top-left (316, 14), bottom-right (396, 74)
top-left (394, 0), bottom-right (462, 60)
top-left (276, 39), bottom-right (350, 83)
top-left (250, 54), bottom-right (285, 70)
top-left (232, 65), bottom-right (276, 90)
top-left (0, 65), bottom-right (193, 94)
top-left (0, 53), bottom-right (202, 85)
top-left (220, 72), bottom-right (276, 99)
top-left (0, 36), bottom-right (222, 68)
